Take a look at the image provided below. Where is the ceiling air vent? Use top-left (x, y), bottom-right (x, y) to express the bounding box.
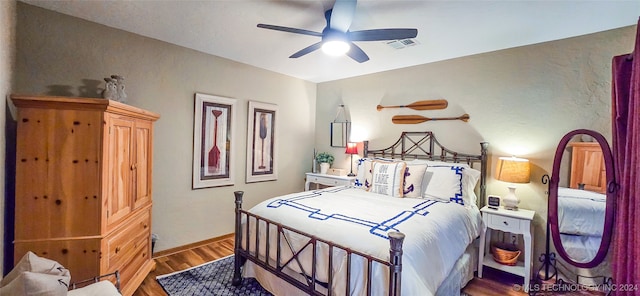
top-left (385, 38), bottom-right (419, 49)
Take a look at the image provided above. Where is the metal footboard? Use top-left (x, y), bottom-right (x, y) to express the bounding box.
top-left (232, 191), bottom-right (405, 296)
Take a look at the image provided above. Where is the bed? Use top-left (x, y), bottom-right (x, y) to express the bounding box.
top-left (232, 132), bottom-right (488, 296)
top-left (557, 187), bottom-right (606, 263)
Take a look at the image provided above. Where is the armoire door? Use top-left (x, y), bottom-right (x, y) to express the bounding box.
top-left (133, 119), bottom-right (153, 209)
top-left (105, 115), bottom-right (134, 227)
top-left (570, 142), bottom-right (606, 193)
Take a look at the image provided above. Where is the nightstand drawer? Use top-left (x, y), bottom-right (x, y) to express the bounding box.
top-left (308, 176), bottom-right (325, 183)
top-left (305, 173), bottom-right (355, 191)
top-left (488, 214), bottom-right (521, 232)
top-left (311, 176), bottom-right (341, 186)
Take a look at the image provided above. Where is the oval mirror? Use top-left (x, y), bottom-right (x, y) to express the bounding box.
top-left (549, 129), bottom-right (616, 268)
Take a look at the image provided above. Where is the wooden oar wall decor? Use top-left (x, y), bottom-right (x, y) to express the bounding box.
top-left (392, 114), bottom-right (470, 124)
top-left (376, 99), bottom-right (448, 111)
top-left (377, 99), bottom-right (469, 124)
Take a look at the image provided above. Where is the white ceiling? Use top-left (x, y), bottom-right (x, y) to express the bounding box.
top-left (21, 0), bottom-right (640, 83)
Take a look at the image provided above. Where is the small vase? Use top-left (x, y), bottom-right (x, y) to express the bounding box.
top-left (320, 163), bottom-right (330, 174)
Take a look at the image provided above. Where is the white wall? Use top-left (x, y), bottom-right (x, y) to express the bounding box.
top-left (316, 26), bottom-right (636, 273)
top-left (12, 3), bottom-right (316, 253)
top-left (0, 0), bottom-right (16, 277)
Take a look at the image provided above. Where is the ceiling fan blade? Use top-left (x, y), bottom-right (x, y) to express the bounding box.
top-left (346, 42), bottom-right (369, 63)
top-left (329, 0), bottom-right (357, 32)
top-left (289, 42), bottom-right (323, 58)
top-left (257, 24), bottom-right (323, 37)
top-left (348, 28), bottom-right (418, 41)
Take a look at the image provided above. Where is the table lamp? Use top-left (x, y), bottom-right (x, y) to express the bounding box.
top-left (345, 142), bottom-right (358, 177)
top-left (495, 156), bottom-right (530, 210)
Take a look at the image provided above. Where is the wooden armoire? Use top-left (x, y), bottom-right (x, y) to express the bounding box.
top-left (568, 142), bottom-right (606, 194)
top-left (11, 95), bottom-right (160, 296)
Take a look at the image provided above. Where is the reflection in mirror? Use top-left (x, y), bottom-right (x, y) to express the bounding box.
top-left (330, 121), bottom-right (350, 147)
top-left (558, 138), bottom-right (606, 263)
top-left (549, 129), bottom-right (616, 268)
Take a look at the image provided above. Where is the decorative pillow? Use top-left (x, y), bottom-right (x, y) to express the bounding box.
top-left (402, 163), bottom-right (428, 198)
top-left (354, 158), bottom-right (396, 190)
top-left (461, 166), bottom-right (481, 205)
top-left (0, 271), bottom-right (70, 296)
top-left (370, 161), bottom-right (407, 197)
top-left (354, 158), bottom-right (373, 190)
top-left (423, 165), bottom-right (465, 205)
top-left (1, 251), bottom-right (70, 287)
top-left (408, 160), bottom-right (482, 206)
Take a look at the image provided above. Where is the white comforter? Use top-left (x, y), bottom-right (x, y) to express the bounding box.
top-left (557, 187), bottom-right (606, 236)
top-left (559, 234), bottom-right (601, 263)
top-left (243, 186), bottom-right (481, 296)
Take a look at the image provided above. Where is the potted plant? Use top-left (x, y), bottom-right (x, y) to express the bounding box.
top-left (316, 152), bottom-right (334, 174)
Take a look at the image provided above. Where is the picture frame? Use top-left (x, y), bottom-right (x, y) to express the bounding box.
top-left (192, 93), bottom-right (236, 189)
top-left (246, 101), bottom-right (278, 183)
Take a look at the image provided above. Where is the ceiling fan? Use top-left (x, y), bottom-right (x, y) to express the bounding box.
top-left (257, 0), bottom-right (418, 63)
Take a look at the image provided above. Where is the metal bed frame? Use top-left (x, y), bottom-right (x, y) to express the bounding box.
top-left (232, 132), bottom-right (488, 296)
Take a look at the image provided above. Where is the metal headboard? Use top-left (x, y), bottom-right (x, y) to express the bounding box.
top-left (363, 132), bottom-right (489, 207)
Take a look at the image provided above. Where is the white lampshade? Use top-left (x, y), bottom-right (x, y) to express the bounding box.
top-left (496, 156), bottom-right (530, 210)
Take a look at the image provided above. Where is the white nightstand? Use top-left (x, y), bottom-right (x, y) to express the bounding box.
top-left (305, 173), bottom-right (355, 191)
top-left (478, 206), bottom-right (535, 292)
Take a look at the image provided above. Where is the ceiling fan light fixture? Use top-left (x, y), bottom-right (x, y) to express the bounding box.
top-left (257, 0), bottom-right (417, 62)
top-left (322, 40), bottom-right (350, 56)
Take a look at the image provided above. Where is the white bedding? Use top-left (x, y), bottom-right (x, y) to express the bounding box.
top-left (557, 187), bottom-right (606, 236)
top-left (242, 186), bottom-right (482, 296)
top-left (559, 234), bottom-right (601, 263)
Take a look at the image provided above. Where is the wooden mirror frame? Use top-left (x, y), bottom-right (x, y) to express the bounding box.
top-left (548, 129), bottom-right (617, 268)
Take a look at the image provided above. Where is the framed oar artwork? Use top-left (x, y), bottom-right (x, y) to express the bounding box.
top-left (193, 93), bottom-right (237, 189)
top-left (246, 101), bottom-right (278, 183)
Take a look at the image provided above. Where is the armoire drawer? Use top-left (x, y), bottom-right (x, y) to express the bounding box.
top-left (116, 237), bottom-right (151, 293)
top-left (104, 209), bottom-right (151, 270)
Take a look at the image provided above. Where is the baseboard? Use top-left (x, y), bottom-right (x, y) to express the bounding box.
top-left (152, 233), bottom-right (234, 258)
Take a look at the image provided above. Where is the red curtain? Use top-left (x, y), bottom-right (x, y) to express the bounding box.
top-left (611, 18), bottom-right (640, 295)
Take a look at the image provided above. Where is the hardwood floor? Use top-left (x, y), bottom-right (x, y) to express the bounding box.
top-left (133, 236), bottom-right (234, 296)
top-left (133, 235), bottom-right (527, 296)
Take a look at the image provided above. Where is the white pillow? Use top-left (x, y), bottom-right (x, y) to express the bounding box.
top-left (409, 160), bottom-right (481, 206)
top-left (403, 163), bottom-right (428, 198)
top-left (423, 165), bottom-right (465, 205)
top-left (68, 280), bottom-right (121, 296)
top-left (462, 166), bottom-right (481, 206)
top-left (0, 271), bottom-right (69, 296)
top-left (370, 161), bottom-right (407, 197)
top-left (1, 251), bottom-right (70, 287)
top-left (354, 158), bottom-right (373, 190)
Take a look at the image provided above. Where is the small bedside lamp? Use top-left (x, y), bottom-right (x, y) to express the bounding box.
top-left (345, 142), bottom-right (358, 177)
top-left (496, 156), bottom-right (530, 210)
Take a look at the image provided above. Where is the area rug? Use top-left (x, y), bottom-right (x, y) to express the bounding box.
top-left (156, 255), bottom-right (272, 296)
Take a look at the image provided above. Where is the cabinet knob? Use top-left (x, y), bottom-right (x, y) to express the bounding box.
top-left (503, 221), bottom-right (509, 226)
top-left (115, 247), bottom-right (120, 254)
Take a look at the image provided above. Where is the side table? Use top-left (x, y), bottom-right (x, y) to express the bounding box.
top-left (304, 173), bottom-right (355, 191)
top-left (478, 206), bottom-right (535, 292)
